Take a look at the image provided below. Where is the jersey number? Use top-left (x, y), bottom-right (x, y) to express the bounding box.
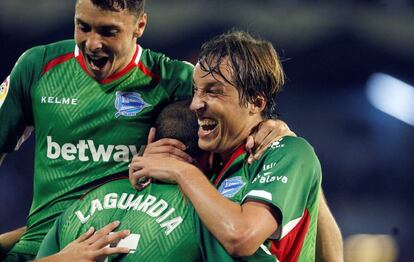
top-left (104, 233), bottom-right (140, 261)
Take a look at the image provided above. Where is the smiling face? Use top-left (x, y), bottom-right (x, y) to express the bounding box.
top-left (190, 59), bottom-right (264, 161)
top-left (74, 0), bottom-right (147, 80)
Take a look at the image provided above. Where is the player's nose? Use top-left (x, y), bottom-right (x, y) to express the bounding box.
top-left (190, 92), bottom-right (207, 115)
top-left (85, 32), bottom-right (103, 52)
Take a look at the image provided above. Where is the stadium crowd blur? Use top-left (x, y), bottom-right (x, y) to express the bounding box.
top-left (1, 0), bottom-right (413, 261)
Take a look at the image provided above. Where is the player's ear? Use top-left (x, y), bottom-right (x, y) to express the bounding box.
top-left (134, 13), bottom-right (147, 39)
top-left (249, 96), bottom-right (266, 115)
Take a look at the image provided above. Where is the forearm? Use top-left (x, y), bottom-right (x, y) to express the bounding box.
top-left (177, 166), bottom-right (244, 231)
top-left (316, 191), bottom-right (344, 262)
top-left (130, 156), bottom-right (277, 256)
top-left (175, 167), bottom-right (273, 256)
top-left (0, 226), bottom-right (26, 255)
top-left (35, 253), bottom-right (62, 262)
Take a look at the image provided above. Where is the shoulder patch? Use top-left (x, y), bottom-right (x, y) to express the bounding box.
top-left (115, 91), bottom-right (150, 118)
top-left (0, 76), bottom-right (10, 108)
top-left (218, 176), bottom-right (246, 198)
top-left (270, 138), bottom-right (285, 149)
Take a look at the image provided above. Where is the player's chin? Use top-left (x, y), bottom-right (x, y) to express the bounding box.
top-left (85, 57), bottom-right (113, 80)
top-left (88, 66), bottom-right (112, 81)
top-left (198, 139), bottom-right (217, 153)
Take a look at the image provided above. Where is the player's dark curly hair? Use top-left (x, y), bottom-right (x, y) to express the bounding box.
top-left (155, 100), bottom-right (202, 157)
top-left (198, 30), bottom-right (285, 119)
top-left (89, 0), bottom-right (145, 16)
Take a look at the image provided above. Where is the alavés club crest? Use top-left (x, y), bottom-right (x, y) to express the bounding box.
top-left (115, 91), bottom-right (150, 118)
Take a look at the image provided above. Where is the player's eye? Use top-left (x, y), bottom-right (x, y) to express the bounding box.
top-left (207, 87), bottom-right (223, 95)
top-left (100, 28), bottom-right (119, 37)
top-left (77, 22), bottom-right (91, 33)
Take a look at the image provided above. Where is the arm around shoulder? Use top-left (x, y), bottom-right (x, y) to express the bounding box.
top-left (173, 162), bottom-right (279, 257)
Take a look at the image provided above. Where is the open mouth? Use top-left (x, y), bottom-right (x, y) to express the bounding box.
top-left (198, 118), bottom-right (218, 133)
top-left (86, 54), bottom-right (109, 71)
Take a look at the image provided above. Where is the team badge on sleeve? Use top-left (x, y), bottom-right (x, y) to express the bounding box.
top-left (115, 91), bottom-right (150, 118)
top-left (218, 176), bottom-right (246, 198)
top-left (0, 76), bottom-right (10, 108)
top-left (270, 138), bottom-right (285, 149)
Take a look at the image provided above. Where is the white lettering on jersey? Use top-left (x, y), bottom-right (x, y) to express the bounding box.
top-left (104, 193), bottom-right (118, 208)
top-left (128, 195), bottom-right (144, 210)
top-left (75, 192), bottom-right (183, 235)
top-left (46, 136), bottom-right (138, 162)
top-left (160, 217), bottom-right (183, 235)
top-left (75, 210), bottom-right (90, 224)
top-left (147, 200), bottom-right (169, 217)
top-left (262, 162), bottom-right (277, 171)
top-left (88, 140), bottom-right (114, 162)
top-left (136, 195), bottom-right (157, 212)
top-left (41, 96), bottom-right (78, 105)
top-left (90, 199), bottom-right (104, 216)
top-left (252, 172), bottom-right (288, 184)
top-left (270, 138), bottom-right (285, 149)
top-left (118, 193), bottom-right (135, 209)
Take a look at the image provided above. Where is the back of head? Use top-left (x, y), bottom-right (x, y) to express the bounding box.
top-left (198, 30), bottom-right (285, 119)
top-left (155, 100), bottom-right (201, 157)
top-left (89, 0), bottom-right (145, 16)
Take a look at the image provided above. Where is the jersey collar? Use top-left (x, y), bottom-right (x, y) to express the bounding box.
top-left (212, 145), bottom-right (247, 186)
top-left (75, 44), bottom-right (143, 85)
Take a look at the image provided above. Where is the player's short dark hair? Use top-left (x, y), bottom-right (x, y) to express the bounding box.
top-left (198, 30), bottom-right (285, 119)
top-left (155, 100), bottom-right (201, 157)
top-left (89, 0), bottom-right (145, 17)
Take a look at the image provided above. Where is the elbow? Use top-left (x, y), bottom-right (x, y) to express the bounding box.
top-left (220, 228), bottom-right (260, 257)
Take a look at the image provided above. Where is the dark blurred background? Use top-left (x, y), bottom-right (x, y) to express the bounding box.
top-left (1, 0), bottom-right (413, 261)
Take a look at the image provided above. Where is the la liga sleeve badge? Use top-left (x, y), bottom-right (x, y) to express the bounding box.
top-left (0, 76), bottom-right (10, 108)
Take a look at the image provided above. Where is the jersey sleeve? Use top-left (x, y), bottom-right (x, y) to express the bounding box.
top-left (162, 59), bottom-right (194, 102)
top-left (36, 213), bottom-right (64, 258)
top-left (171, 61), bottom-right (194, 101)
top-left (242, 136), bottom-right (322, 238)
top-left (0, 46), bottom-right (44, 154)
